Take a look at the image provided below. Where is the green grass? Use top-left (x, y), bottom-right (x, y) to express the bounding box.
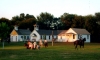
top-left (0, 42), bottom-right (100, 60)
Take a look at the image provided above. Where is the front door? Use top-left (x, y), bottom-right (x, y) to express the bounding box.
top-left (12, 36), bottom-right (17, 42)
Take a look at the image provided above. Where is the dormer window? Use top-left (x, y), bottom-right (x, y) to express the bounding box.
top-left (33, 33), bottom-right (37, 37)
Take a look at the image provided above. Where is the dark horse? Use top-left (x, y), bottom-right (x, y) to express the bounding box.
top-left (44, 42), bottom-right (48, 48)
top-left (43, 40), bottom-right (48, 48)
top-left (74, 38), bottom-right (86, 49)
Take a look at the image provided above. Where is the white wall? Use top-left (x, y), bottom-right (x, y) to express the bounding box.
top-left (30, 30), bottom-right (40, 41)
top-left (66, 28), bottom-right (77, 34)
top-left (10, 35), bottom-right (30, 42)
top-left (18, 35), bottom-right (30, 41)
top-left (40, 35), bottom-right (57, 42)
top-left (57, 35), bottom-right (68, 42)
top-left (57, 34), bottom-right (90, 42)
top-left (81, 35), bottom-right (90, 42)
top-left (30, 29), bottom-right (90, 42)
top-left (10, 35), bottom-right (18, 42)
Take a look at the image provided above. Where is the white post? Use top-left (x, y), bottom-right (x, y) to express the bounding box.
top-left (2, 39), bottom-right (4, 49)
top-left (52, 31), bottom-right (54, 46)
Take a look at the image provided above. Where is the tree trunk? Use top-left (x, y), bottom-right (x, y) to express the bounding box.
top-left (2, 41), bottom-right (4, 49)
top-left (52, 40), bottom-right (53, 46)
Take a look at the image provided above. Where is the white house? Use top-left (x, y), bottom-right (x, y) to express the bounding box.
top-left (10, 24), bottom-right (90, 42)
top-left (58, 28), bottom-right (90, 42)
top-left (10, 26), bottom-right (31, 42)
top-left (30, 24), bottom-right (57, 42)
top-left (30, 24), bottom-right (90, 42)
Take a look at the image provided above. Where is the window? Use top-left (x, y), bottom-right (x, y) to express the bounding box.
top-left (41, 35), bottom-right (42, 39)
top-left (49, 35), bottom-right (50, 39)
top-left (87, 35), bottom-right (89, 39)
top-left (61, 36), bottom-right (62, 39)
top-left (27, 36), bottom-right (29, 39)
top-left (78, 34), bottom-right (80, 39)
top-left (24, 36), bottom-right (26, 39)
top-left (21, 36), bottom-right (23, 39)
top-left (16, 36), bottom-right (17, 41)
top-left (73, 34), bottom-right (75, 39)
top-left (33, 34), bottom-right (37, 37)
top-left (43, 35), bottom-right (46, 40)
top-left (12, 36), bottom-right (13, 41)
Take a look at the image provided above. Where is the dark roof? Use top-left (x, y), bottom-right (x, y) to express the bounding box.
top-left (71, 28), bottom-right (90, 34)
top-left (36, 28), bottom-right (90, 35)
top-left (16, 29), bottom-right (31, 35)
top-left (36, 30), bottom-right (63, 35)
top-left (58, 30), bottom-right (67, 35)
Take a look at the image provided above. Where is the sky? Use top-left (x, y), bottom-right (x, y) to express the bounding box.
top-left (0, 0), bottom-right (100, 20)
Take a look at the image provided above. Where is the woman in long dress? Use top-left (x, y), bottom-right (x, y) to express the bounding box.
top-left (34, 41), bottom-right (37, 49)
top-left (39, 40), bottom-right (43, 47)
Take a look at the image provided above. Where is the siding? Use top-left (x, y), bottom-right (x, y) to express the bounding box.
top-left (10, 30), bottom-right (18, 35)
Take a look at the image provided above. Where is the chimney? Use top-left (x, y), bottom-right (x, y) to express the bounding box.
top-left (14, 25), bottom-right (18, 30)
top-left (34, 24), bottom-right (39, 31)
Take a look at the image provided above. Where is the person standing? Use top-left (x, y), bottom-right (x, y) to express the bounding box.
top-left (39, 39), bottom-right (43, 47)
top-left (34, 41), bottom-right (37, 49)
top-left (44, 40), bottom-right (48, 48)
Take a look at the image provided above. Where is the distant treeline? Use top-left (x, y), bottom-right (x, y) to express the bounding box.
top-left (0, 12), bottom-right (100, 42)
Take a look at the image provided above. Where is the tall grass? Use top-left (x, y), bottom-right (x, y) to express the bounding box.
top-left (0, 42), bottom-right (100, 60)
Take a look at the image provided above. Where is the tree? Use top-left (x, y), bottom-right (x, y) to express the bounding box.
top-left (11, 13), bottom-right (36, 25)
top-left (49, 18), bottom-right (63, 30)
top-left (84, 15), bottom-right (99, 42)
top-left (11, 13), bottom-right (37, 31)
top-left (60, 13), bottom-right (75, 29)
top-left (0, 17), bottom-right (12, 39)
top-left (84, 15), bottom-right (97, 34)
top-left (37, 12), bottom-right (54, 30)
top-left (0, 22), bottom-right (10, 48)
top-left (19, 18), bottom-right (37, 31)
top-left (95, 12), bottom-right (100, 24)
top-left (72, 15), bottom-right (85, 28)
top-left (52, 31), bottom-right (54, 46)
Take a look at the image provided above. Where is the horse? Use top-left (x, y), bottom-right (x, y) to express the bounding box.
top-left (44, 40), bottom-right (48, 48)
top-left (24, 41), bottom-right (41, 50)
top-left (24, 41), bottom-right (34, 49)
top-left (74, 38), bottom-right (86, 49)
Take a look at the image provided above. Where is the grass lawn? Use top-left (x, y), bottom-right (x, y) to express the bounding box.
top-left (0, 42), bottom-right (100, 60)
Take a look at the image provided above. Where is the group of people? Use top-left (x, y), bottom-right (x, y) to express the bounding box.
top-left (24, 39), bottom-right (48, 50)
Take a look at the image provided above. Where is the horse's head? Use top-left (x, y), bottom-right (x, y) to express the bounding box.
top-left (83, 38), bottom-right (86, 41)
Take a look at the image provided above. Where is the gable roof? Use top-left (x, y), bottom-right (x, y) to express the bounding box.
top-left (58, 30), bottom-right (67, 35)
top-left (71, 28), bottom-right (90, 34)
top-left (10, 30), bottom-right (18, 35)
top-left (36, 30), bottom-right (63, 35)
top-left (15, 29), bottom-right (31, 35)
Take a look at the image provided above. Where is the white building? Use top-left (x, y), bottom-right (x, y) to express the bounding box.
top-left (10, 24), bottom-right (90, 42)
top-left (30, 24), bottom-right (90, 42)
top-left (10, 26), bottom-right (31, 42)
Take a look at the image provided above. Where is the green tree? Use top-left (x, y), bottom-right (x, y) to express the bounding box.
top-left (84, 15), bottom-right (97, 34)
top-left (11, 13), bottom-right (37, 31)
top-left (37, 12), bottom-right (54, 30)
top-left (11, 13), bottom-right (36, 25)
top-left (19, 18), bottom-right (37, 31)
top-left (0, 22), bottom-right (10, 48)
top-left (0, 17), bottom-right (12, 38)
top-left (72, 15), bottom-right (85, 28)
top-left (60, 13), bottom-right (75, 29)
top-left (95, 12), bottom-right (100, 24)
top-left (84, 15), bottom-right (99, 42)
